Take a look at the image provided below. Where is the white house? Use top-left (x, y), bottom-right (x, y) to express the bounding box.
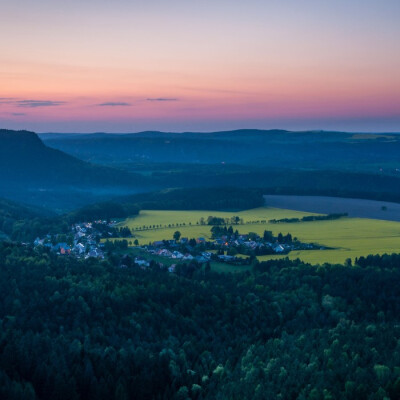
top-left (171, 251), bottom-right (183, 259)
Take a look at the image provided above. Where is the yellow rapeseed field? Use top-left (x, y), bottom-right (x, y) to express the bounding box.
top-left (115, 208), bottom-right (400, 265)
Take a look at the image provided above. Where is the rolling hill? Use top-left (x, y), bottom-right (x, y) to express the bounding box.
top-left (40, 129), bottom-right (400, 173)
top-left (0, 129), bottom-right (153, 210)
top-left (4, 129), bottom-right (400, 210)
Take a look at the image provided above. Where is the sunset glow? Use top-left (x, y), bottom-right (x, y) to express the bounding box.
top-left (1, 0), bottom-right (399, 132)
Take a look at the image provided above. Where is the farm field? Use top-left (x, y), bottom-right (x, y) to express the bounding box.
top-left (116, 207), bottom-right (400, 265)
top-left (117, 208), bottom-right (319, 242)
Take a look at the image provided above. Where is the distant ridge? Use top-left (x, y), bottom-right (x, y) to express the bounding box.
top-left (39, 128), bottom-right (400, 166)
top-left (0, 129), bottom-right (152, 210)
top-left (39, 129), bottom-right (400, 137)
top-left (39, 129), bottom-right (292, 141)
top-left (0, 129), bottom-right (145, 185)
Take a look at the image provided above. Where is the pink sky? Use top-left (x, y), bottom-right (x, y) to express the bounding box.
top-left (1, 0), bottom-right (399, 132)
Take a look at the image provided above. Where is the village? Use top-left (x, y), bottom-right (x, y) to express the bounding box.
top-left (32, 218), bottom-right (326, 272)
top-left (123, 224), bottom-right (325, 271)
top-left (32, 220), bottom-right (121, 260)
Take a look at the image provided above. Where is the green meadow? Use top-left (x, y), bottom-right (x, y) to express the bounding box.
top-left (116, 207), bottom-right (400, 265)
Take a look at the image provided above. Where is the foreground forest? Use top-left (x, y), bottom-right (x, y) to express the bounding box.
top-left (1, 243), bottom-right (399, 399)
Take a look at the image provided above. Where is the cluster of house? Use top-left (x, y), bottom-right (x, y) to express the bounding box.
top-left (126, 238), bottom-right (215, 272)
top-left (130, 256), bottom-right (179, 273)
top-left (137, 236), bottom-right (245, 267)
top-left (32, 218), bottom-right (322, 271)
top-left (33, 220), bottom-right (117, 259)
top-left (149, 247), bottom-right (213, 264)
top-left (132, 230), bottom-right (322, 269)
top-left (214, 234), bottom-right (289, 253)
top-left (214, 232), bottom-right (320, 253)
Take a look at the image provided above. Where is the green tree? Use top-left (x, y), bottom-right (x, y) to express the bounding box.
top-left (173, 231), bottom-right (181, 241)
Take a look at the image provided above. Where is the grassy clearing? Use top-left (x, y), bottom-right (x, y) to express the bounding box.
top-left (115, 208), bottom-right (400, 266)
top-left (209, 262), bottom-right (251, 274)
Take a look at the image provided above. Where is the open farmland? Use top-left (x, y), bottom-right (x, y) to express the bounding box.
top-left (115, 207), bottom-right (400, 265)
top-left (114, 207), bottom-right (319, 266)
top-left (117, 207), bottom-right (319, 236)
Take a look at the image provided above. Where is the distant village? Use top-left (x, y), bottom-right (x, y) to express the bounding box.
top-left (32, 217), bottom-right (326, 272)
top-left (134, 225), bottom-right (324, 270)
top-left (33, 220), bottom-right (119, 260)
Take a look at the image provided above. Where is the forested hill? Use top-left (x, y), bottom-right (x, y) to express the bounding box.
top-left (0, 129), bottom-right (147, 186)
top-left (0, 129), bottom-right (154, 210)
top-left (4, 128), bottom-right (400, 210)
top-left (40, 129), bottom-right (400, 172)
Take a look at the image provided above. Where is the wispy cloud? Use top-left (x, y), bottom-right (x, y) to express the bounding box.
top-left (16, 100), bottom-right (66, 108)
top-left (97, 102), bottom-right (131, 107)
top-left (0, 98), bottom-right (66, 107)
top-left (0, 98), bottom-right (15, 104)
top-left (147, 98), bottom-right (178, 102)
top-left (11, 112), bottom-right (26, 116)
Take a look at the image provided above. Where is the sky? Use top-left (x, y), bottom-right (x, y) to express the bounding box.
top-left (1, 0), bottom-right (399, 133)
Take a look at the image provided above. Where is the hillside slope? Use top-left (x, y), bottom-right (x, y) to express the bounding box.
top-left (0, 129), bottom-right (153, 210)
top-left (0, 197), bottom-right (49, 239)
top-left (0, 129), bottom-right (149, 185)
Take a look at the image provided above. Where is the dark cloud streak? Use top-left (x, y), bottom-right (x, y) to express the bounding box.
top-left (0, 98), bottom-right (66, 107)
top-left (147, 98), bottom-right (178, 102)
top-left (16, 100), bottom-right (66, 108)
top-left (0, 98), bottom-right (16, 104)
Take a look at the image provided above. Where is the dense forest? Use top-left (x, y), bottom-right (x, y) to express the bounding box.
top-left (0, 242), bottom-right (399, 399)
top-left (115, 187), bottom-right (265, 212)
top-left (148, 167), bottom-right (400, 204)
top-left (0, 198), bottom-right (54, 240)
